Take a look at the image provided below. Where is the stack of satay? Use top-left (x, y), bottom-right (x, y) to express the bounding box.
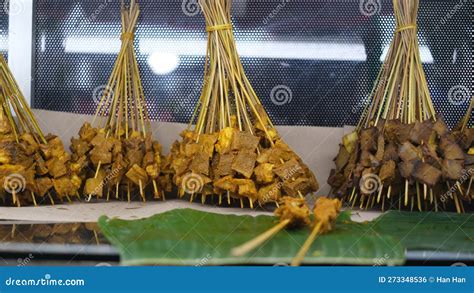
top-left (70, 0), bottom-right (170, 202)
top-left (453, 98), bottom-right (474, 201)
top-left (0, 54), bottom-right (80, 206)
top-left (328, 0), bottom-right (468, 213)
top-left (163, 0), bottom-right (318, 208)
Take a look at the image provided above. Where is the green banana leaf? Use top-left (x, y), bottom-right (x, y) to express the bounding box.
top-left (99, 209), bottom-right (407, 266)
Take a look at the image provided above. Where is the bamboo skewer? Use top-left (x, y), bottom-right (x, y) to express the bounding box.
top-left (73, 0), bottom-right (167, 203)
top-left (167, 0), bottom-right (318, 208)
top-left (231, 197), bottom-right (311, 256)
top-left (232, 219), bottom-right (291, 257)
top-left (291, 198), bottom-right (341, 266)
top-left (329, 0), bottom-right (468, 212)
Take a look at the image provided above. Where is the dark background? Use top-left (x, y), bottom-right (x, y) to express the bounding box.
top-left (27, 0), bottom-right (473, 127)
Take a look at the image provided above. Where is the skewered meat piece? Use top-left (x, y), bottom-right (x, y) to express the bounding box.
top-left (234, 179), bottom-right (258, 201)
top-left (199, 134), bottom-right (218, 157)
top-left (257, 140), bottom-right (295, 164)
top-left (90, 145), bottom-right (113, 166)
top-left (0, 113), bottom-right (12, 135)
top-left (360, 150), bottom-right (379, 168)
top-left (273, 158), bottom-right (305, 181)
top-left (146, 163), bottom-right (160, 179)
top-left (383, 143), bottom-right (399, 162)
top-left (20, 133), bottom-right (39, 151)
top-left (334, 145), bottom-right (350, 171)
top-left (190, 151), bottom-right (210, 176)
top-left (53, 177), bottom-right (77, 198)
top-left (342, 132), bottom-right (358, 153)
top-left (432, 117), bottom-right (449, 136)
top-left (359, 127), bottom-right (378, 151)
top-left (214, 175), bottom-right (238, 193)
top-left (375, 135), bottom-right (385, 161)
top-left (126, 164), bottom-right (149, 186)
top-left (283, 177), bottom-right (313, 197)
top-left (398, 161), bottom-right (415, 179)
top-left (313, 197), bottom-right (342, 233)
top-left (231, 132), bottom-right (260, 151)
top-left (379, 160), bottom-right (396, 183)
top-left (254, 163), bottom-right (274, 184)
top-left (441, 159), bottom-right (464, 180)
top-left (232, 150), bottom-right (257, 179)
top-left (439, 136), bottom-right (464, 160)
top-left (275, 197), bottom-right (311, 228)
top-left (412, 162), bottom-right (442, 187)
top-left (70, 137), bottom-right (90, 157)
top-left (409, 120), bottom-right (434, 145)
top-left (34, 177), bottom-right (53, 197)
top-left (215, 127), bottom-right (235, 154)
top-left (125, 146), bottom-right (144, 167)
top-left (258, 183), bottom-right (281, 205)
top-left (142, 151), bottom-right (155, 167)
top-left (34, 153), bottom-right (49, 175)
top-left (213, 153), bottom-right (235, 178)
top-left (79, 123), bottom-right (97, 143)
top-left (384, 120), bottom-right (413, 144)
top-left (46, 158), bottom-right (68, 178)
top-left (84, 177), bottom-right (104, 197)
top-left (398, 142), bottom-right (421, 162)
top-left (0, 141), bottom-right (17, 164)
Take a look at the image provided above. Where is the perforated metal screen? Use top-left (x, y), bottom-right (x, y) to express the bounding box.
top-left (0, 4), bottom-right (8, 58)
top-left (32, 0), bottom-right (472, 127)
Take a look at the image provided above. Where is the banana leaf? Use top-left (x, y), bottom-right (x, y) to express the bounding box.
top-left (99, 209), bottom-right (406, 265)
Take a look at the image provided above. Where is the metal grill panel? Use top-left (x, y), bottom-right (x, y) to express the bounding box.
top-left (33, 0), bottom-right (472, 127)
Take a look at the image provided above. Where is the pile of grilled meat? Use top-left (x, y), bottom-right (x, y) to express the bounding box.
top-left (328, 117), bottom-right (472, 211)
top-left (0, 114), bottom-right (81, 206)
top-left (454, 124), bottom-right (474, 197)
top-left (165, 125), bottom-right (318, 208)
top-left (70, 122), bottom-right (171, 201)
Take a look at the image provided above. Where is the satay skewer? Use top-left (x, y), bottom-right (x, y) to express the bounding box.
top-left (231, 197), bottom-right (311, 257)
top-left (291, 197), bottom-right (342, 266)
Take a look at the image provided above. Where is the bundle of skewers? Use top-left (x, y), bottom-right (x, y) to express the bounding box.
top-left (328, 0), bottom-right (468, 213)
top-left (453, 97), bottom-right (474, 201)
top-left (70, 0), bottom-right (170, 202)
top-left (231, 196), bottom-right (341, 266)
top-left (0, 54), bottom-right (79, 206)
top-left (164, 0), bottom-right (318, 208)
